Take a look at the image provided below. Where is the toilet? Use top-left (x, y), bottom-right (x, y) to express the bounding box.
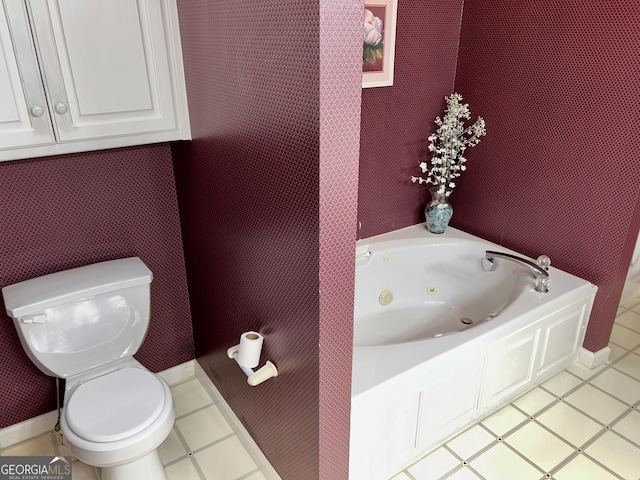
top-left (2, 257), bottom-right (175, 480)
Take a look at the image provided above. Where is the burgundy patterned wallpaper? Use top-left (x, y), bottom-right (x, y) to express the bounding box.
top-left (173, 1), bottom-right (325, 478)
top-left (358, 0), bottom-right (640, 354)
top-left (358, 0), bottom-right (465, 239)
top-left (452, 0), bottom-right (640, 352)
top-left (0, 145), bottom-right (194, 428)
top-left (319, 1), bottom-right (361, 479)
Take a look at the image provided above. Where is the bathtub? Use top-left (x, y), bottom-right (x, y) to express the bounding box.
top-left (350, 224), bottom-right (597, 480)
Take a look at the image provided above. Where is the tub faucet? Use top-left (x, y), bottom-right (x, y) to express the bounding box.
top-left (482, 251), bottom-right (550, 293)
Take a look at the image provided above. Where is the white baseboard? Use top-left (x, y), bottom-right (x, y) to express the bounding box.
top-left (195, 361), bottom-right (282, 480)
top-left (0, 360), bottom-right (196, 449)
top-left (0, 410), bottom-right (59, 449)
top-left (157, 359), bottom-right (196, 386)
top-left (578, 346), bottom-right (611, 369)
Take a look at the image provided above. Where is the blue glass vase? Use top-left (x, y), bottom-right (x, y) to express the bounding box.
top-left (425, 187), bottom-right (453, 234)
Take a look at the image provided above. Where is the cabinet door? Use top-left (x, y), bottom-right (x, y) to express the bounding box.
top-left (481, 328), bottom-right (540, 410)
top-left (27, 0), bottom-right (178, 142)
top-left (417, 354), bottom-right (483, 450)
top-left (537, 302), bottom-right (587, 378)
top-left (0, 1), bottom-right (55, 150)
top-left (350, 389), bottom-right (420, 480)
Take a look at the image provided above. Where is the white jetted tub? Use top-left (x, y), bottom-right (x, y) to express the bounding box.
top-left (350, 224), bottom-right (597, 480)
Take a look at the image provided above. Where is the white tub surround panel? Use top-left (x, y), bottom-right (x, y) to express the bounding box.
top-left (350, 224), bottom-right (597, 480)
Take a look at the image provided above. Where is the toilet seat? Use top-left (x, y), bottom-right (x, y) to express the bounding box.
top-left (65, 368), bottom-right (166, 443)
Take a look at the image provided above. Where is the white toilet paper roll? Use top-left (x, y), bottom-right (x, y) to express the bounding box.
top-left (236, 331), bottom-right (264, 368)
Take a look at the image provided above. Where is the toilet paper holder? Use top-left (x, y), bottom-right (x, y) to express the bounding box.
top-left (226, 331), bottom-right (278, 386)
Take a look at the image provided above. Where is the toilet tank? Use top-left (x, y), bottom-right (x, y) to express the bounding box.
top-left (2, 257), bottom-right (153, 378)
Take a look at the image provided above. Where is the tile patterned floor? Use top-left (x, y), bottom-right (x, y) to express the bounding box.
top-left (390, 296), bottom-right (640, 480)
top-left (0, 376), bottom-right (266, 480)
top-left (3, 298), bottom-right (640, 479)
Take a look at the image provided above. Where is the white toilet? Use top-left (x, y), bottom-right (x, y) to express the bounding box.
top-left (2, 257), bottom-right (175, 480)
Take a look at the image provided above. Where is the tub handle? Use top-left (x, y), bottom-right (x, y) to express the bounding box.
top-left (484, 250), bottom-right (550, 293)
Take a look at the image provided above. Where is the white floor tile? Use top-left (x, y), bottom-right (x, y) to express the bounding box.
top-left (614, 352), bottom-right (640, 380)
top-left (553, 454), bottom-right (618, 480)
top-left (630, 301), bottom-right (640, 314)
top-left (445, 467), bottom-right (482, 479)
top-left (616, 309), bottom-right (640, 334)
top-left (536, 401), bottom-right (602, 447)
top-left (1, 433), bottom-right (55, 456)
top-left (512, 387), bottom-right (556, 415)
top-left (542, 370), bottom-right (583, 397)
top-left (505, 422), bottom-right (574, 473)
top-left (194, 436), bottom-right (258, 480)
top-left (609, 324), bottom-right (640, 350)
top-left (566, 362), bottom-right (605, 379)
top-left (591, 367), bottom-right (640, 404)
top-left (446, 424), bottom-right (495, 460)
top-left (470, 443), bottom-right (542, 480)
top-left (407, 447), bottom-right (459, 480)
top-left (70, 461), bottom-right (99, 480)
top-left (165, 457), bottom-right (202, 480)
top-left (389, 473), bottom-right (412, 480)
top-left (171, 377), bottom-right (214, 417)
top-left (607, 343), bottom-right (628, 363)
top-left (481, 405), bottom-right (528, 436)
top-left (159, 428), bottom-right (188, 465)
top-left (585, 431), bottom-right (640, 480)
top-left (612, 409), bottom-right (640, 445)
top-left (565, 384), bottom-right (628, 425)
top-left (243, 472), bottom-right (268, 480)
top-left (176, 404), bottom-right (233, 451)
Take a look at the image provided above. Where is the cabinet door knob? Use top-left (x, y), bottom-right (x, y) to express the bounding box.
top-left (30, 105), bottom-right (45, 117)
top-left (54, 102), bottom-right (68, 114)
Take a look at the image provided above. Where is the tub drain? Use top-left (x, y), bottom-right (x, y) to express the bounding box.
top-left (460, 318), bottom-right (473, 325)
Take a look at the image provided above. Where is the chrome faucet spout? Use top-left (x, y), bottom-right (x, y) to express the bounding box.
top-left (483, 250), bottom-right (550, 293)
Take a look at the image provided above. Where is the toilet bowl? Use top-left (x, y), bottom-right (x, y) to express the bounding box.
top-left (2, 258), bottom-right (174, 480)
top-left (60, 361), bottom-right (175, 480)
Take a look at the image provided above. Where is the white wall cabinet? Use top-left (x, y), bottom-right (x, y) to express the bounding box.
top-left (0, 0), bottom-right (190, 162)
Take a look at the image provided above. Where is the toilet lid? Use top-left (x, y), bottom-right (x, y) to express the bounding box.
top-left (65, 368), bottom-right (166, 443)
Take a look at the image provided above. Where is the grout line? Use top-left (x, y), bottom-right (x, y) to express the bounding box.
top-left (174, 402), bottom-right (216, 421)
top-left (438, 444), bottom-right (489, 480)
top-left (162, 427), bottom-right (192, 468)
top-left (498, 436), bottom-right (548, 477)
top-left (438, 445), bottom-right (464, 479)
top-left (465, 463), bottom-right (487, 480)
top-left (609, 357), bottom-right (640, 383)
top-left (189, 433), bottom-right (236, 456)
top-left (510, 393), bottom-right (559, 419)
top-left (189, 455), bottom-right (208, 480)
top-left (545, 449), bottom-right (580, 478)
top-left (609, 336), bottom-right (640, 352)
top-left (234, 468), bottom-right (262, 480)
top-left (164, 429), bottom-right (237, 479)
top-left (399, 469), bottom-right (417, 480)
top-left (579, 450), bottom-right (626, 480)
top-left (49, 432), bottom-right (60, 457)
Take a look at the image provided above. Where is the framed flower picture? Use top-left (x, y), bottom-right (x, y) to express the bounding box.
top-left (362, 0), bottom-right (398, 88)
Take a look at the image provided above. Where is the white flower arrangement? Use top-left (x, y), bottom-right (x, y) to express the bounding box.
top-left (411, 93), bottom-right (486, 198)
